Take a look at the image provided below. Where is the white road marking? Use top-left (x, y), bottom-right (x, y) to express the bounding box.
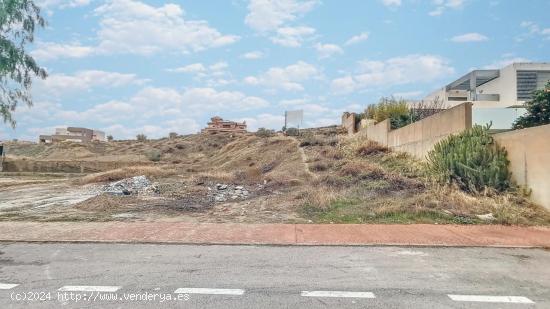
top-left (174, 288), bottom-right (245, 295)
top-left (0, 283), bottom-right (19, 290)
top-left (448, 295), bottom-right (534, 304)
top-left (58, 286), bottom-right (121, 292)
top-left (301, 291), bottom-right (376, 298)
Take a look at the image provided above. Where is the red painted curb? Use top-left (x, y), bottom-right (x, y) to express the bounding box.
top-left (0, 222), bottom-right (549, 247)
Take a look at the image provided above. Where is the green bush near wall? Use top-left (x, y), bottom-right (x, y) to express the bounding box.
top-left (366, 97), bottom-right (410, 129)
top-left (426, 123), bottom-right (511, 193)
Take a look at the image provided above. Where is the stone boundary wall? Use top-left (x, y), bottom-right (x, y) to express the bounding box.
top-left (494, 124), bottom-right (550, 209)
top-left (341, 112), bottom-right (357, 135)
top-left (360, 103), bottom-right (472, 160)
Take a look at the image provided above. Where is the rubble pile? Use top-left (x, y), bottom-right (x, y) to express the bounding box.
top-left (209, 183), bottom-right (250, 202)
top-left (103, 175), bottom-right (159, 196)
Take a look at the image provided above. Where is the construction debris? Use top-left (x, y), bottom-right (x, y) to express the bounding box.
top-left (103, 176), bottom-right (158, 196)
top-left (211, 183), bottom-right (250, 202)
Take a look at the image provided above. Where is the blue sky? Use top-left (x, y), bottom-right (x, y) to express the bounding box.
top-left (2, 0), bottom-right (549, 141)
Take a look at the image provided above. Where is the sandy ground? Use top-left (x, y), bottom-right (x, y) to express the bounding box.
top-left (0, 180), bottom-right (95, 209)
top-left (0, 178), bottom-right (100, 222)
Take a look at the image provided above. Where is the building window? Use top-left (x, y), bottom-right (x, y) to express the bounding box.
top-left (517, 70), bottom-right (550, 101)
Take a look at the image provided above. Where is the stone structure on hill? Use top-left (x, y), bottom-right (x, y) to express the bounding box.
top-left (202, 116), bottom-right (247, 134)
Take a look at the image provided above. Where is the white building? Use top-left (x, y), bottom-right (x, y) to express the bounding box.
top-left (39, 127), bottom-right (106, 143)
top-left (423, 62), bottom-right (550, 129)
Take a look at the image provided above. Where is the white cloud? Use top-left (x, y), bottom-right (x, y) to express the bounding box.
top-left (270, 26), bottom-right (315, 47)
top-left (331, 54), bottom-right (454, 94)
top-left (38, 70), bottom-right (149, 96)
top-left (330, 76), bottom-right (357, 94)
top-left (450, 32), bottom-right (488, 43)
top-left (93, 0), bottom-right (239, 55)
top-left (209, 62), bottom-right (228, 71)
top-left (167, 63), bottom-right (206, 73)
top-left (345, 32), bottom-right (370, 45)
top-left (314, 43), bottom-right (343, 59)
top-left (180, 88), bottom-right (269, 111)
top-left (23, 86), bottom-right (270, 138)
top-left (381, 0), bottom-right (401, 7)
top-left (240, 113), bottom-right (286, 131)
top-left (31, 42), bottom-right (95, 61)
top-left (245, 0), bottom-right (319, 32)
top-left (517, 21), bottom-right (550, 41)
top-left (167, 62), bottom-right (234, 87)
top-left (101, 119), bottom-right (201, 139)
top-left (244, 61), bottom-right (320, 91)
top-left (392, 90), bottom-right (424, 99)
top-left (245, 0), bottom-right (318, 48)
top-left (36, 0), bottom-right (91, 9)
top-left (241, 51), bottom-right (265, 60)
top-left (429, 0), bottom-right (465, 16)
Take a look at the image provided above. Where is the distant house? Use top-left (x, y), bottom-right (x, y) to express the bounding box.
top-left (202, 116), bottom-right (247, 134)
top-left (422, 62), bottom-right (550, 130)
top-left (423, 62), bottom-right (550, 109)
top-left (39, 127), bottom-right (106, 144)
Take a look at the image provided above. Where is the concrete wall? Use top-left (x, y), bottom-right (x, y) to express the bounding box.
top-left (341, 112), bottom-right (357, 135)
top-left (364, 119), bottom-right (390, 146)
top-left (360, 103), bottom-right (472, 160)
top-left (359, 104), bottom-right (550, 209)
top-left (494, 124), bottom-right (550, 209)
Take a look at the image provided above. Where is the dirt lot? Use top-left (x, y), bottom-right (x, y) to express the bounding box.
top-left (1, 129), bottom-right (550, 225)
top-left (0, 133), bottom-right (310, 223)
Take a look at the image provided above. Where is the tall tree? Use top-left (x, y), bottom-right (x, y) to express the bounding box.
top-left (1, 0), bottom-right (47, 127)
top-left (512, 81), bottom-right (550, 130)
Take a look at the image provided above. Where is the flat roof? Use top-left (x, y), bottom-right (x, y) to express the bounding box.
top-left (445, 70), bottom-right (500, 91)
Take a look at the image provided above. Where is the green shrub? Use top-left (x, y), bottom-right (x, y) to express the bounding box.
top-left (285, 127), bottom-right (300, 136)
top-left (255, 128), bottom-right (275, 138)
top-left (146, 149), bottom-right (161, 162)
top-left (366, 97), bottom-right (410, 129)
top-left (136, 134), bottom-right (147, 142)
top-left (426, 124), bottom-right (510, 193)
top-left (512, 81), bottom-right (550, 129)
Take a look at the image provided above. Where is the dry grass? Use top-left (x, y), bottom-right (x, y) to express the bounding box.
top-left (77, 166), bottom-right (176, 184)
top-left (232, 167), bottom-right (263, 183)
top-left (299, 133), bottom-right (550, 225)
top-left (320, 148), bottom-right (344, 160)
top-left (188, 171), bottom-right (235, 184)
top-left (355, 140), bottom-right (389, 156)
top-left (338, 161), bottom-right (385, 179)
top-left (310, 162), bottom-right (330, 172)
top-left (302, 186), bottom-right (344, 209)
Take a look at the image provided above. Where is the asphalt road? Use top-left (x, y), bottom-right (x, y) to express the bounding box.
top-left (0, 243), bottom-right (549, 308)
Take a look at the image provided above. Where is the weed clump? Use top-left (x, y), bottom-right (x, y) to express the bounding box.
top-left (146, 149), bottom-right (162, 162)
